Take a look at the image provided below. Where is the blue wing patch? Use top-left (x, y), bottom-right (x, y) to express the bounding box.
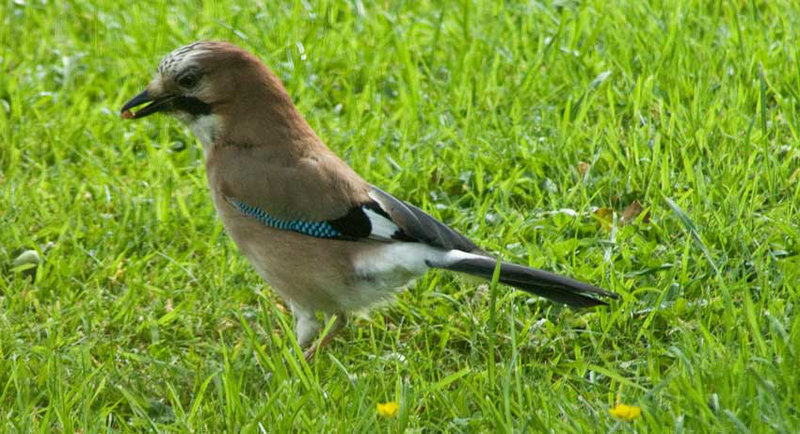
top-left (229, 198), bottom-right (341, 238)
top-left (228, 195), bottom-right (417, 242)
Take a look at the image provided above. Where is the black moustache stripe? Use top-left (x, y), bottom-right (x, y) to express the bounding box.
top-left (172, 96), bottom-right (212, 116)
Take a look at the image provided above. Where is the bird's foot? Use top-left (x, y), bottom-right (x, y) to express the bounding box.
top-left (303, 313), bottom-right (346, 362)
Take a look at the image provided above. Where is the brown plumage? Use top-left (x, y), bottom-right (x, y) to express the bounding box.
top-left (121, 41), bottom-right (618, 354)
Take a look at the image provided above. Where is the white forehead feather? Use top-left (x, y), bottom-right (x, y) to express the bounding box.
top-left (157, 42), bottom-right (213, 76)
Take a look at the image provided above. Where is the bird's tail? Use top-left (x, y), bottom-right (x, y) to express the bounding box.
top-left (436, 253), bottom-right (617, 307)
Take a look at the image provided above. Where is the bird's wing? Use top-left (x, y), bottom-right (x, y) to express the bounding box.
top-left (212, 145), bottom-right (372, 222)
top-left (212, 145), bottom-right (476, 248)
top-left (360, 185), bottom-right (479, 251)
top-left (226, 182), bottom-right (480, 248)
top-left (284, 183), bottom-right (479, 250)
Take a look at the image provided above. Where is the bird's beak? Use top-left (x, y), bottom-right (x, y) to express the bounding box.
top-left (120, 90), bottom-right (175, 119)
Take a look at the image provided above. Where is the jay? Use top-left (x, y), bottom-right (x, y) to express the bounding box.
top-left (121, 42), bottom-right (617, 354)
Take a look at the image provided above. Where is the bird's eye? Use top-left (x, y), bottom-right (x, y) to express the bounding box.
top-left (177, 72), bottom-right (200, 89)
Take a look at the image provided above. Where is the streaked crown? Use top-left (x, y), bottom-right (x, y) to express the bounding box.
top-left (157, 42), bottom-right (215, 77)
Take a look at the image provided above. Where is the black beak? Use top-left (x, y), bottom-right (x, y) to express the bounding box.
top-left (120, 90), bottom-right (175, 119)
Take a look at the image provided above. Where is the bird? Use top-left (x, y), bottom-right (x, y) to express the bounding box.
top-left (121, 41), bottom-right (617, 356)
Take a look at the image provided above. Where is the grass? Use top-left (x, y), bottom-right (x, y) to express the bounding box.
top-left (2, 0), bottom-right (800, 431)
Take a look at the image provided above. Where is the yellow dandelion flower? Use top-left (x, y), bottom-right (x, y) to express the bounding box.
top-left (609, 403), bottom-right (641, 421)
top-left (376, 401), bottom-right (399, 418)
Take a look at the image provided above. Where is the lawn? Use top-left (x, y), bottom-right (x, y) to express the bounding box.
top-left (2, 0), bottom-right (800, 431)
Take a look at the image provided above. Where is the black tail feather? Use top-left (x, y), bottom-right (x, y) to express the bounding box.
top-left (439, 256), bottom-right (617, 308)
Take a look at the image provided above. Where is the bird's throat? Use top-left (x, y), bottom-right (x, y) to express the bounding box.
top-left (178, 113), bottom-right (221, 156)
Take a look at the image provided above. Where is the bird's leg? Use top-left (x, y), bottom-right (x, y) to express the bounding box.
top-left (292, 303), bottom-right (320, 349)
top-left (303, 313), bottom-right (347, 362)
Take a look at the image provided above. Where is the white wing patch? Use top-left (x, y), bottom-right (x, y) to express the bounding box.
top-left (364, 207), bottom-right (401, 240)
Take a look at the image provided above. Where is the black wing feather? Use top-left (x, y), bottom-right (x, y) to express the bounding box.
top-left (327, 205), bottom-right (373, 239)
top-left (321, 185), bottom-right (478, 250)
top-left (367, 185), bottom-right (478, 251)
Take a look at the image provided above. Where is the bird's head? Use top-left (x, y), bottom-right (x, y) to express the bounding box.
top-left (121, 41), bottom-right (302, 150)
